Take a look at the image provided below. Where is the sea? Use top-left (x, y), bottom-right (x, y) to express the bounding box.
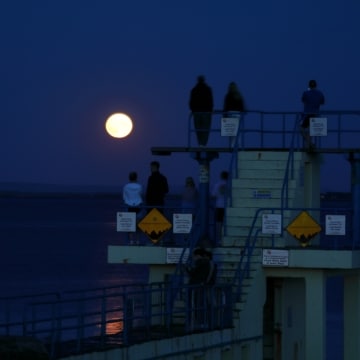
top-left (0, 191), bottom-right (348, 359)
top-left (0, 193), bottom-right (149, 296)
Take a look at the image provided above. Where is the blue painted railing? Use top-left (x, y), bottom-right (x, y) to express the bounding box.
top-left (187, 110), bottom-right (360, 149)
top-left (189, 109), bottom-right (360, 238)
top-left (186, 110), bottom-right (360, 303)
top-left (233, 204), bottom-right (356, 302)
top-left (0, 282), bottom-right (233, 359)
top-left (2, 110), bottom-right (360, 359)
top-left (114, 203), bottom-right (215, 247)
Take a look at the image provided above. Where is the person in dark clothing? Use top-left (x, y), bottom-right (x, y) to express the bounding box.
top-left (186, 247), bottom-right (211, 329)
top-left (145, 161), bottom-right (169, 212)
top-left (301, 79), bottom-right (325, 148)
top-left (189, 75), bottom-right (214, 146)
top-left (223, 82), bottom-right (246, 147)
top-left (223, 81), bottom-right (245, 113)
top-left (187, 248), bottom-right (211, 286)
top-left (204, 249), bottom-right (217, 329)
top-left (204, 250), bottom-right (217, 286)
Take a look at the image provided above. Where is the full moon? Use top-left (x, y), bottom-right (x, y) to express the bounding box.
top-left (105, 113), bottom-right (133, 138)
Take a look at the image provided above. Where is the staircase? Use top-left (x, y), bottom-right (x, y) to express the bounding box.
top-left (214, 150), bottom-right (305, 316)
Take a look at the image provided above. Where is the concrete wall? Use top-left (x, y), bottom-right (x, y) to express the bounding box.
top-left (59, 328), bottom-right (258, 360)
top-left (281, 278), bottom-right (305, 360)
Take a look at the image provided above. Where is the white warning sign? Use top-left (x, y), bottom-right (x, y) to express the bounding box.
top-left (262, 214), bottom-right (282, 234)
top-left (325, 214), bottom-right (346, 236)
top-left (262, 249), bottom-right (289, 267)
top-left (117, 212), bottom-right (136, 232)
top-left (173, 213), bottom-right (193, 234)
top-left (310, 117), bottom-right (327, 136)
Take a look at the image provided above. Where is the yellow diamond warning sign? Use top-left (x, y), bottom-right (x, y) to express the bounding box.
top-left (286, 211), bottom-right (321, 247)
top-left (138, 208), bottom-right (172, 244)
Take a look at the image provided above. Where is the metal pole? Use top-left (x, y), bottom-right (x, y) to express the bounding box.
top-left (192, 150), bottom-right (219, 247)
top-left (199, 159), bottom-right (210, 243)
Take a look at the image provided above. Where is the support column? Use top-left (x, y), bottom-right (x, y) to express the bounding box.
top-left (305, 271), bottom-right (326, 359)
top-left (345, 142), bottom-right (360, 360)
top-left (198, 160), bottom-right (210, 243)
top-left (344, 274), bottom-right (360, 360)
top-left (303, 153), bottom-right (321, 209)
top-left (192, 150), bottom-right (218, 246)
top-left (349, 153), bottom-right (360, 246)
top-left (303, 153), bottom-right (321, 245)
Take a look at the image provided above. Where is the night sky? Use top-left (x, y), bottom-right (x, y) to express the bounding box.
top-left (1, 1), bottom-right (359, 192)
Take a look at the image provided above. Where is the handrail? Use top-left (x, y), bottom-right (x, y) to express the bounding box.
top-left (0, 292), bottom-right (61, 337)
top-left (281, 113), bottom-right (301, 209)
top-left (2, 109), bottom-right (360, 359)
top-left (186, 109), bottom-right (360, 303)
top-left (185, 110), bottom-right (360, 244)
top-left (114, 202), bottom-right (216, 247)
top-left (232, 205), bottom-right (355, 301)
top-left (0, 282), bottom-right (233, 359)
top-left (169, 207), bottom-right (202, 309)
top-left (187, 110), bottom-right (360, 150)
top-left (223, 113), bottom-right (245, 236)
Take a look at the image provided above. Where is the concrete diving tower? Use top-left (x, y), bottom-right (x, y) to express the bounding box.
top-left (108, 110), bottom-right (360, 360)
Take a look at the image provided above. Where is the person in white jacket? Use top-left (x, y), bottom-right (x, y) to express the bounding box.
top-left (123, 171), bottom-right (143, 213)
top-left (123, 171), bottom-right (143, 245)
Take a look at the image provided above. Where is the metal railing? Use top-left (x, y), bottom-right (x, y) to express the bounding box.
top-left (115, 202), bottom-right (217, 247)
top-left (187, 110), bottom-right (360, 149)
top-left (0, 282), bottom-right (233, 359)
top-left (188, 110), bottom-right (360, 300)
top-left (233, 204), bottom-right (356, 302)
top-left (2, 110), bottom-right (360, 359)
top-left (188, 109), bottom-right (360, 235)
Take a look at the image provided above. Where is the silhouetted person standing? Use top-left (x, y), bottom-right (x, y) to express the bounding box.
top-left (145, 161), bottom-right (169, 212)
top-left (186, 247), bottom-right (211, 329)
top-left (189, 75), bottom-right (214, 146)
top-left (223, 81), bottom-right (246, 147)
top-left (301, 79), bottom-right (325, 148)
top-left (223, 81), bottom-right (245, 113)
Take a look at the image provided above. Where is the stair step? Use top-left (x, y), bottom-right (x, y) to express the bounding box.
top-left (237, 158), bottom-right (301, 169)
top-left (232, 178), bottom-right (295, 188)
top-left (237, 150), bottom-right (303, 161)
top-left (236, 169), bottom-right (288, 180)
top-left (210, 150), bottom-right (304, 318)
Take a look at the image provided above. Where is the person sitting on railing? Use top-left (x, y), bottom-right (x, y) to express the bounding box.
top-left (301, 79), bottom-right (325, 148)
top-left (189, 75), bottom-right (214, 146)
